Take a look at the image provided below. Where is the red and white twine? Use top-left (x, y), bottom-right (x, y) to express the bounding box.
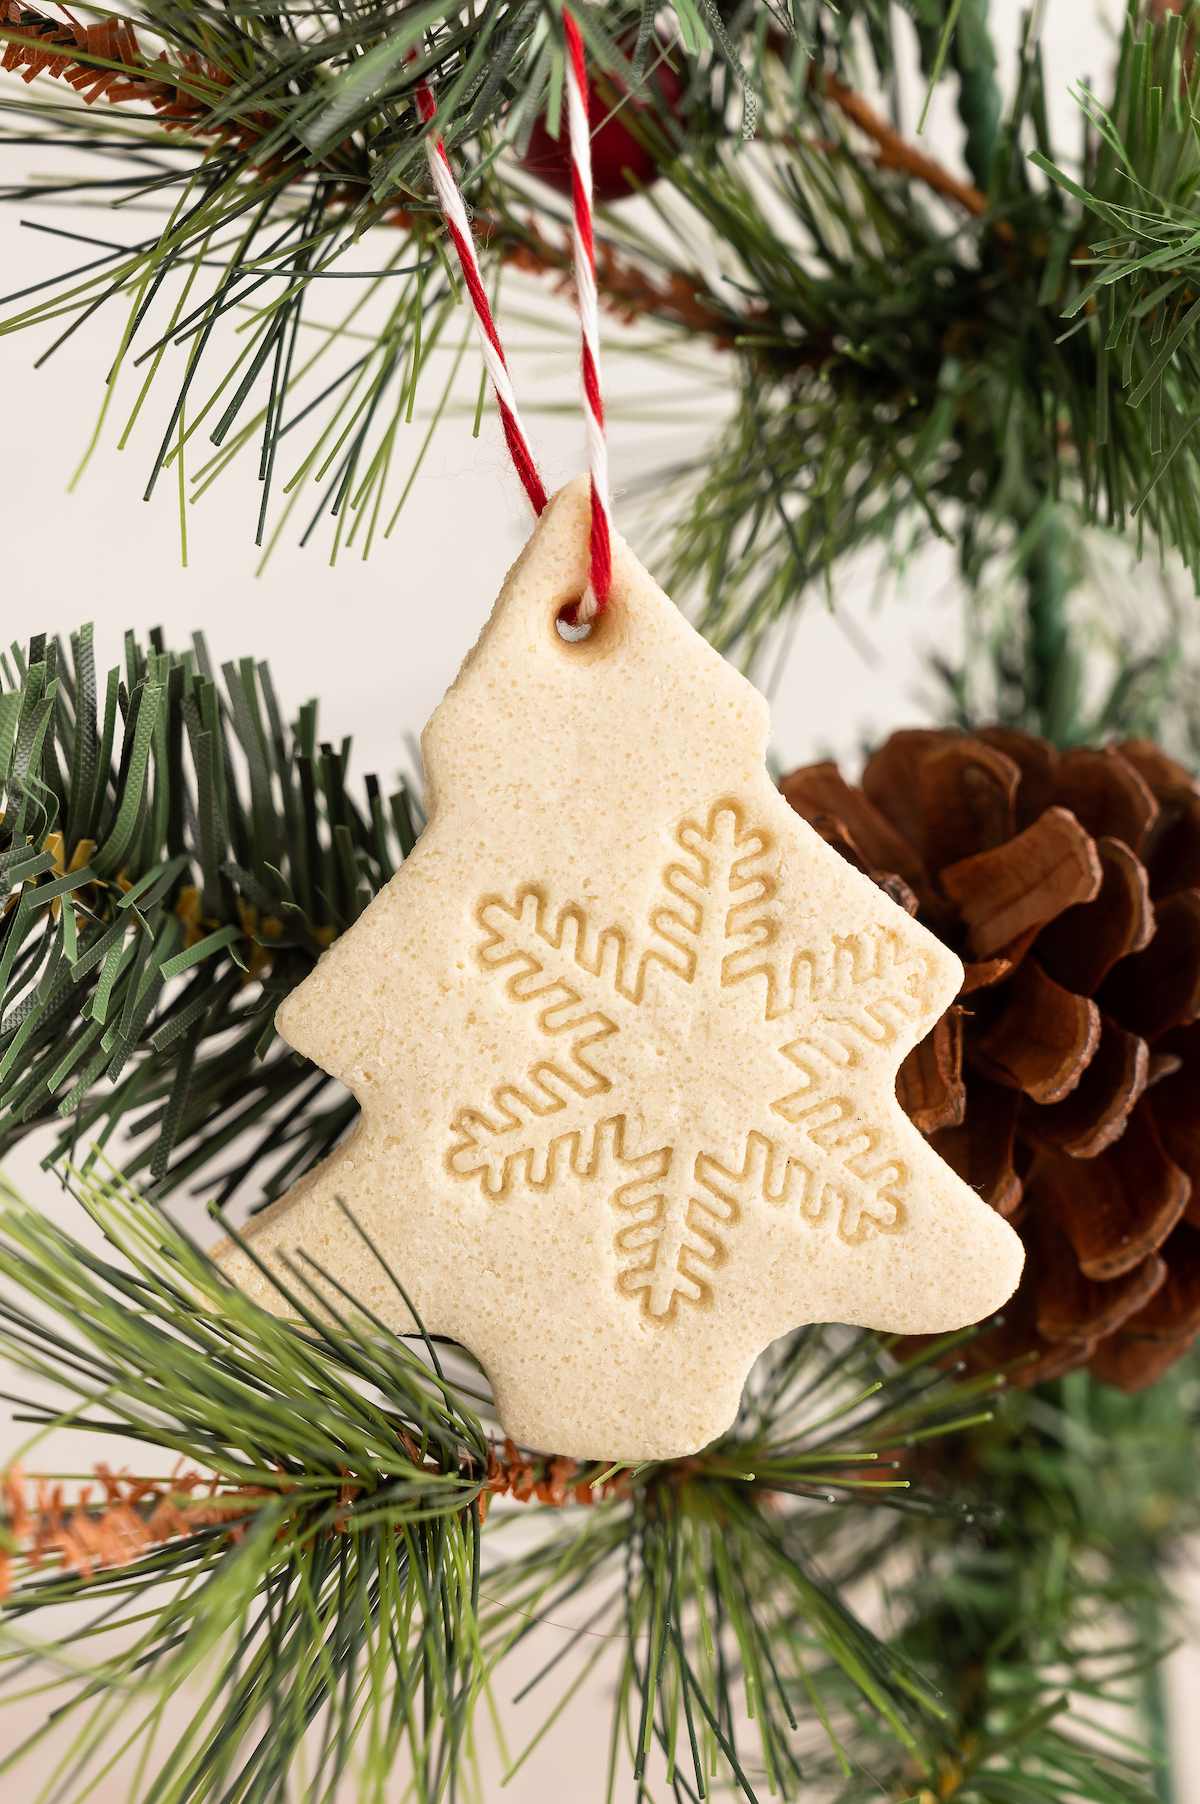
top-left (415, 7), bottom-right (613, 619)
top-left (561, 8), bottom-right (612, 620)
top-left (414, 82), bottom-right (547, 519)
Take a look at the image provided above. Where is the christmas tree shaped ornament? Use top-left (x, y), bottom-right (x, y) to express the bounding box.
top-left (216, 14), bottom-right (1020, 1456)
top-left (216, 477), bottom-right (1024, 1458)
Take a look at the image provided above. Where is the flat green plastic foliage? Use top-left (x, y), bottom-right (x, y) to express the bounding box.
top-left (0, 632), bottom-right (412, 1202)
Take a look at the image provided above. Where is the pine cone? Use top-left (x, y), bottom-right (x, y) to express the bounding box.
top-left (782, 729), bottom-right (1200, 1390)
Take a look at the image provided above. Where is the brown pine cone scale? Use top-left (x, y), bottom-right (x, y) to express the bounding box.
top-left (783, 728), bottom-right (1200, 1390)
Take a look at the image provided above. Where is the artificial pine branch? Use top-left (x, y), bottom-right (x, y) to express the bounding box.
top-left (0, 628), bottom-right (416, 1202)
top-left (0, 1161), bottom-right (1194, 1801)
top-left (828, 1360), bottom-right (1200, 1804)
top-left (5, 2), bottom-right (1200, 695)
top-left (820, 69), bottom-right (991, 222)
top-left (0, 5), bottom-right (284, 148)
top-left (655, 1), bottom-right (1200, 675)
top-left (0, 0), bottom-right (980, 337)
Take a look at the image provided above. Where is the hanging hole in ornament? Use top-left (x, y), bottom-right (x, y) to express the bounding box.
top-left (555, 603), bottom-right (593, 643)
top-left (550, 591), bottom-right (622, 660)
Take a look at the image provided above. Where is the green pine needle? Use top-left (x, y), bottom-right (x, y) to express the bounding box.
top-left (5, 1157), bottom-right (1180, 1803)
top-left (0, 2), bottom-right (1198, 701)
top-left (0, 628), bottom-right (415, 1204)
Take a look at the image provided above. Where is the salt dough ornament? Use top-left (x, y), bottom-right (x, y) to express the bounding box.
top-left (217, 479), bottom-right (1023, 1459)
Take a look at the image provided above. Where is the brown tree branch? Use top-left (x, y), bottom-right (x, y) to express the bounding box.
top-left (821, 71), bottom-right (991, 220)
top-left (0, 4), bottom-right (273, 149)
top-left (0, 1465), bottom-right (269, 1595)
top-left (0, 1446), bottom-right (628, 1597)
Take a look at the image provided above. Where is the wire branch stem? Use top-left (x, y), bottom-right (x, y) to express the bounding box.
top-left (821, 71), bottom-right (990, 220)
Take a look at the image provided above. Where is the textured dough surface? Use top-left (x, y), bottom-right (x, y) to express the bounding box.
top-left (215, 479), bottom-right (1024, 1459)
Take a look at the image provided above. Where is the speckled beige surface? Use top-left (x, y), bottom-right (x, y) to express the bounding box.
top-left (214, 479), bottom-right (1023, 1459)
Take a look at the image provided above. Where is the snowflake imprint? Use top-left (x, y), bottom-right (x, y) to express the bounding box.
top-left (447, 800), bottom-right (933, 1322)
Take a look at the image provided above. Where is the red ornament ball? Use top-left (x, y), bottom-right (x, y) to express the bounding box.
top-left (521, 48), bottom-right (685, 203)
